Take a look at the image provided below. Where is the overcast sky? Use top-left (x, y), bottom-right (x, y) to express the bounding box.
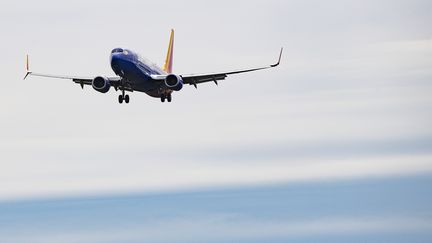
top-left (0, 0), bottom-right (432, 241)
top-left (1, 0), bottom-right (431, 198)
top-left (0, 0), bottom-right (431, 194)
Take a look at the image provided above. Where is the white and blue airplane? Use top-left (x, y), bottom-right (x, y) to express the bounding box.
top-left (24, 30), bottom-right (282, 103)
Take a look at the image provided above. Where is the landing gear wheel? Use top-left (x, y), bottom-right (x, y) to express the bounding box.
top-left (125, 95), bottom-right (130, 104)
top-left (167, 94), bottom-right (172, 102)
top-left (161, 95), bottom-right (166, 103)
top-left (118, 95), bottom-right (124, 104)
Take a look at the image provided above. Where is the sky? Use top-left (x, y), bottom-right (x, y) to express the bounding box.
top-left (0, 0), bottom-right (431, 242)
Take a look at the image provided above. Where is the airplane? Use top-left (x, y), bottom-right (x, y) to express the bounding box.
top-left (24, 29), bottom-right (282, 104)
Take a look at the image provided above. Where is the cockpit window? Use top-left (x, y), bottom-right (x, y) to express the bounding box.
top-left (111, 48), bottom-right (124, 54)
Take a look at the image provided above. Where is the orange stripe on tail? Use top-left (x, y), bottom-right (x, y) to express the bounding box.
top-left (163, 29), bottom-right (174, 73)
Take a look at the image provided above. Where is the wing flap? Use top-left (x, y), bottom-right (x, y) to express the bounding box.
top-left (182, 74), bottom-right (227, 84)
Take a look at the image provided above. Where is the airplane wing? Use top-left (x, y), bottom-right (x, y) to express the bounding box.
top-left (179, 48), bottom-right (282, 88)
top-left (24, 55), bottom-right (121, 88)
top-left (23, 55), bottom-right (121, 89)
top-left (26, 72), bottom-right (121, 89)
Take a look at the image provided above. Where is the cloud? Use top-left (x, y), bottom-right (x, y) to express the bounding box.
top-left (1, 151), bottom-right (431, 200)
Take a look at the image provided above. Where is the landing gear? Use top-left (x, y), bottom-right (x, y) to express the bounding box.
top-left (118, 89), bottom-right (130, 104)
top-left (160, 93), bottom-right (172, 103)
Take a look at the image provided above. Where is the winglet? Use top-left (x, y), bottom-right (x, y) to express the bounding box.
top-left (23, 54), bottom-right (32, 80)
top-left (163, 29), bottom-right (175, 73)
top-left (271, 47), bottom-right (283, 67)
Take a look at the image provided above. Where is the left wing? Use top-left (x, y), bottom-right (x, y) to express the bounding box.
top-left (152, 48), bottom-right (283, 88)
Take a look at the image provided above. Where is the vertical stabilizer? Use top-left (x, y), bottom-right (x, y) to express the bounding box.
top-left (163, 29), bottom-right (174, 73)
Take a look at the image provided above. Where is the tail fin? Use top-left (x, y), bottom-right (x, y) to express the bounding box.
top-left (163, 29), bottom-right (174, 73)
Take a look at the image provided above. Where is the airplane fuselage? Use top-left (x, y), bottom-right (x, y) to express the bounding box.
top-left (110, 48), bottom-right (170, 98)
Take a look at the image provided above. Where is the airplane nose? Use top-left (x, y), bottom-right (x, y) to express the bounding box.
top-left (110, 54), bottom-right (123, 74)
top-left (110, 53), bottom-right (120, 65)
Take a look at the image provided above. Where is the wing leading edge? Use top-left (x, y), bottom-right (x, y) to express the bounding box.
top-left (180, 47), bottom-right (283, 88)
top-left (23, 55), bottom-right (121, 89)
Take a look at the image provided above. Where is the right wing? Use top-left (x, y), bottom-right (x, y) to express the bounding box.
top-left (26, 72), bottom-right (121, 89)
top-left (23, 55), bottom-right (121, 89)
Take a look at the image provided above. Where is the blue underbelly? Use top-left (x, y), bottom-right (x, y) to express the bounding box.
top-left (113, 59), bottom-right (161, 92)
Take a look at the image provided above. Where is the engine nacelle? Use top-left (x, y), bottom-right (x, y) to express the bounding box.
top-left (164, 74), bottom-right (183, 91)
top-left (92, 76), bottom-right (111, 93)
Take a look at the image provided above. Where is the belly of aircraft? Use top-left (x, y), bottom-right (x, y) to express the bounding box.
top-left (116, 61), bottom-right (161, 92)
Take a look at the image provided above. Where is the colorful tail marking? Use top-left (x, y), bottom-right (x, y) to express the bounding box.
top-left (163, 29), bottom-right (174, 73)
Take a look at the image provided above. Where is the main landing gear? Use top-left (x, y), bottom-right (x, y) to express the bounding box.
top-left (118, 89), bottom-right (130, 104)
top-left (160, 93), bottom-right (172, 103)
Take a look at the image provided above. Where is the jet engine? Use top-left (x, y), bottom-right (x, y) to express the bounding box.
top-left (92, 76), bottom-right (111, 93)
top-left (164, 74), bottom-right (183, 91)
